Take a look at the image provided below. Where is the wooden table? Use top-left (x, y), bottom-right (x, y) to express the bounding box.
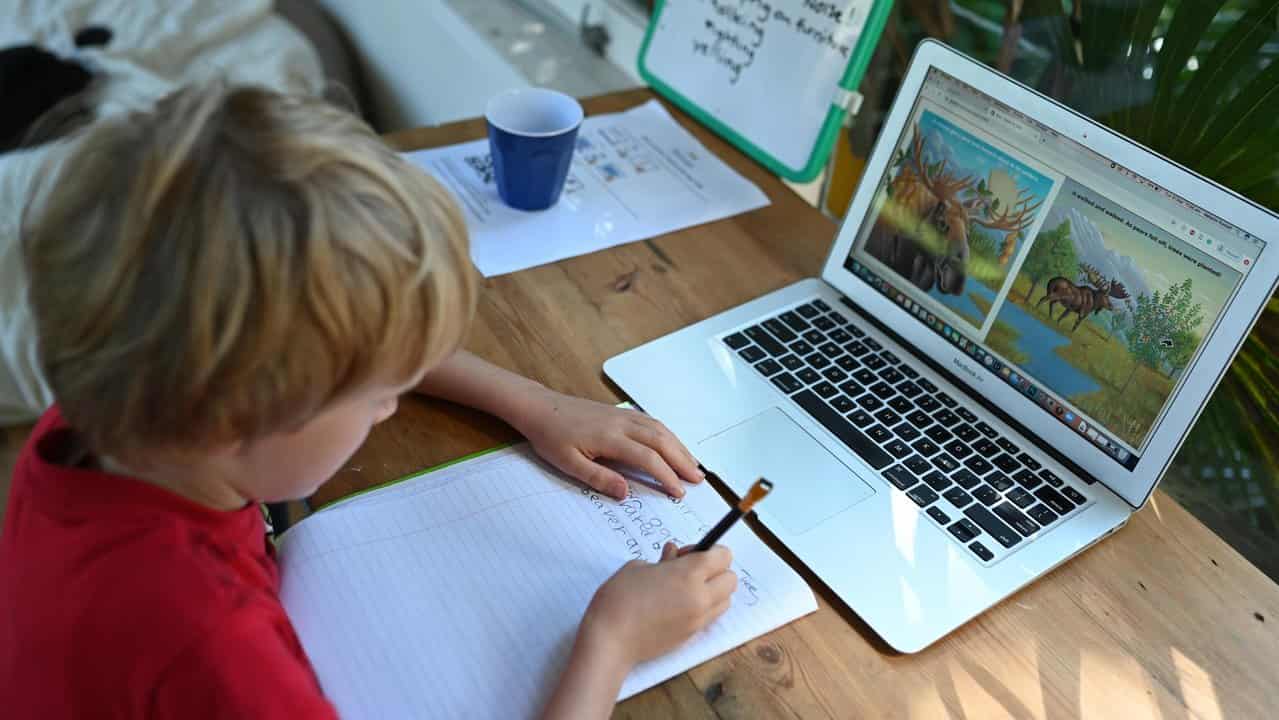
top-left (313, 89), bottom-right (1279, 719)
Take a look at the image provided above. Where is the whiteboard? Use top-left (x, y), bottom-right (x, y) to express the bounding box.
top-left (639, 0), bottom-right (892, 180)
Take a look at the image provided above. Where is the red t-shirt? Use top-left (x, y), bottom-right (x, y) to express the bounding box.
top-left (0, 407), bottom-right (338, 719)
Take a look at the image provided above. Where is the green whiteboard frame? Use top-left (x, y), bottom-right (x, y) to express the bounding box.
top-left (637, 0), bottom-right (894, 182)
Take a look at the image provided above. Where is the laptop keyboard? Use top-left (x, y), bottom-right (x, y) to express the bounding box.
top-left (721, 298), bottom-right (1094, 565)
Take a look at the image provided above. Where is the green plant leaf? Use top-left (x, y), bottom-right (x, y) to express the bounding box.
top-left (1185, 60), bottom-right (1279, 171)
top-left (1145, 0), bottom-right (1229, 144)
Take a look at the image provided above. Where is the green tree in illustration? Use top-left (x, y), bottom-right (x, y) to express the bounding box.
top-left (1020, 219), bottom-right (1077, 302)
top-left (1121, 279), bottom-right (1205, 392)
top-left (1161, 278), bottom-right (1204, 377)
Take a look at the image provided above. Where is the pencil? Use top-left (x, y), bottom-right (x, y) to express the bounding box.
top-left (692, 478), bottom-right (773, 552)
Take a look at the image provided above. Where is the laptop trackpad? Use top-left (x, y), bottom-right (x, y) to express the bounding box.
top-left (698, 408), bottom-right (876, 536)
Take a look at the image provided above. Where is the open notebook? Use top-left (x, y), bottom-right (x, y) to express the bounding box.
top-left (277, 444), bottom-right (817, 719)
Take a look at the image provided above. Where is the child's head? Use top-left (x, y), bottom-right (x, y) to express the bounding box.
top-left (22, 83), bottom-right (478, 501)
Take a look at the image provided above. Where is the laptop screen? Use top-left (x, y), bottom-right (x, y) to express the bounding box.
top-left (844, 68), bottom-right (1266, 471)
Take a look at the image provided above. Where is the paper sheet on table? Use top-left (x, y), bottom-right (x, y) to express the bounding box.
top-left (277, 445), bottom-right (816, 719)
top-left (401, 100), bottom-right (771, 277)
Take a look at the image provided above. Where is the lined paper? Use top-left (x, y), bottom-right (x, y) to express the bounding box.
top-left (278, 445), bottom-right (817, 719)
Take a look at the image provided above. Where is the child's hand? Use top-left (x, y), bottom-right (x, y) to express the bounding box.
top-left (513, 390), bottom-right (704, 500)
top-left (583, 543), bottom-right (736, 666)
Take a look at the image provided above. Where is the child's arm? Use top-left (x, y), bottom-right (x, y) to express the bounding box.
top-left (540, 544), bottom-right (737, 720)
top-left (416, 351), bottom-right (704, 499)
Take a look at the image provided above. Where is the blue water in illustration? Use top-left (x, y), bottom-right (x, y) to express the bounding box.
top-left (936, 282), bottom-right (1102, 398)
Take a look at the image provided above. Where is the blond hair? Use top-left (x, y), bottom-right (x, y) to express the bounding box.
top-left (22, 83), bottom-right (478, 458)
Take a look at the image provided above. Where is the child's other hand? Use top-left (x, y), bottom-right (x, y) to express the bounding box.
top-left (582, 543), bottom-right (736, 666)
top-left (513, 390), bottom-right (704, 500)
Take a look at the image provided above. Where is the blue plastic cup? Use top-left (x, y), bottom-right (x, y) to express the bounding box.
top-left (485, 88), bottom-right (584, 211)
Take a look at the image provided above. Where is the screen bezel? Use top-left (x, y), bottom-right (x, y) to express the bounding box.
top-left (820, 40), bottom-right (1279, 509)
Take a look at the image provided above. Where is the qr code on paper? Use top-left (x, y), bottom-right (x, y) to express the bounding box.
top-left (464, 153), bottom-right (494, 184)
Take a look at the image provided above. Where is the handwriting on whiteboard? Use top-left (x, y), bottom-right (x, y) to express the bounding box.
top-left (688, 0), bottom-right (864, 84)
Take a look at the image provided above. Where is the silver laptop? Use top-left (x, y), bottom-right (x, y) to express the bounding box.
top-left (605, 40), bottom-right (1279, 653)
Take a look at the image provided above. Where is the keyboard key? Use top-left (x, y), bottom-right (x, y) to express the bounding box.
top-left (847, 323), bottom-right (865, 337)
top-left (884, 438), bottom-right (911, 459)
top-left (813, 316), bottom-right (835, 332)
top-left (1061, 486), bottom-right (1087, 505)
top-left (926, 506), bottom-right (951, 525)
top-left (888, 396), bottom-right (913, 414)
top-left (870, 381), bottom-right (896, 399)
top-left (992, 453), bottom-right (1020, 473)
top-left (789, 340), bottom-right (814, 356)
top-left (830, 395), bottom-right (856, 413)
top-left (739, 346), bottom-right (765, 363)
top-left (866, 424), bottom-right (892, 443)
top-left (898, 381), bottom-right (923, 398)
top-left (911, 437), bottom-right (940, 457)
top-left (845, 341), bottom-right (869, 357)
top-left (1017, 453), bottom-right (1042, 471)
top-left (906, 485), bottom-right (939, 508)
top-left (969, 541), bottom-right (994, 561)
top-left (943, 486), bottom-right (974, 508)
top-left (771, 373), bottom-right (802, 394)
top-left (779, 310), bottom-right (809, 331)
top-left (805, 353), bottom-right (831, 369)
top-left (948, 519), bottom-right (978, 543)
top-left (863, 354), bottom-right (886, 371)
top-left (973, 484), bottom-right (999, 505)
top-left (828, 328), bottom-right (851, 344)
top-left (763, 318), bottom-right (797, 343)
top-left (952, 468), bottom-right (981, 489)
top-left (899, 364), bottom-right (920, 379)
top-left (848, 410), bottom-right (874, 427)
top-left (802, 329), bottom-right (826, 345)
top-left (894, 424), bottom-right (921, 441)
top-left (813, 381), bottom-right (838, 399)
top-left (996, 437), bottom-right (1019, 454)
top-left (924, 425), bottom-right (953, 444)
top-left (932, 408), bottom-right (959, 427)
top-left (905, 410), bottom-right (933, 429)
top-left (1039, 468), bottom-right (1063, 487)
top-left (819, 342), bottom-right (843, 358)
top-left (956, 407), bottom-right (978, 423)
top-left (792, 390), bottom-right (892, 469)
top-left (1033, 486), bottom-right (1075, 515)
top-left (954, 423), bottom-right (979, 442)
top-left (745, 325), bottom-right (787, 356)
top-left (987, 473), bottom-right (1014, 492)
top-left (916, 377), bottom-right (937, 393)
top-left (993, 502), bottom-right (1039, 536)
top-left (944, 440), bottom-right (973, 459)
top-left (779, 354), bottom-right (804, 371)
top-left (1028, 504), bottom-right (1059, 526)
top-left (723, 332), bottom-right (749, 349)
top-left (936, 391), bottom-right (957, 408)
top-left (857, 394), bottom-right (883, 411)
top-left (915, 395), bottom-right (941, 413)
top-left (836, 355), bottom-right (860, 372)
top-left (796, 368), bottom-right (821, 384)
top-left (1012, 468), bottom-right (1042, 490)
top-left (812, 298), bottom-right (831, 311)
top-left (903, 454), bottom-right (931, 475)
top-left (975, 421), bottom-right (998, 438)
top-left (879, 367), bottom-right (904, 385)
top-left (853, 368), bottom-right (877, 384)
top-left (796, 302), bottom-right (821, 318)
top-left (863, 337), bottom-right (882, 351)
top-left (884, 465), bottom-right (918, 490)
top-left (931, 453), bottom-right (960, 474)
top-left (755, 359), bottom-right (782, 377)
top-left (963, 455), bottom-right (993, 475)
top-left (880, 350), bottom-right (900, 365)
top-left (1007, 487), bottom-right (1035, 508)
top-left (822, 367), bottom-right (848, 383)
top-left (838, 379), bottom-right (863, 397)
top-left (922, 471), bottom-right (951, 491)
top-left (874, 408), bottom-right (901, 427)
top-left (973, 438), bottom-right (999, 456)
top-left (964, 505), bottom-right (1021, 548)
top-left (827, 312), bottom-right (849, 326)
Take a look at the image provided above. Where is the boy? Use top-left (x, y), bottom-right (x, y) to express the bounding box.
top-left (0, 84), bottom-right (737, 719)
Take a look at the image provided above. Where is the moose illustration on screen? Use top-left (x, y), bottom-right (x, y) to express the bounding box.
top-left (1036, 263), bottom-right (1131, 333)
top-left (866, 123), bottom-right (1044, 297)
